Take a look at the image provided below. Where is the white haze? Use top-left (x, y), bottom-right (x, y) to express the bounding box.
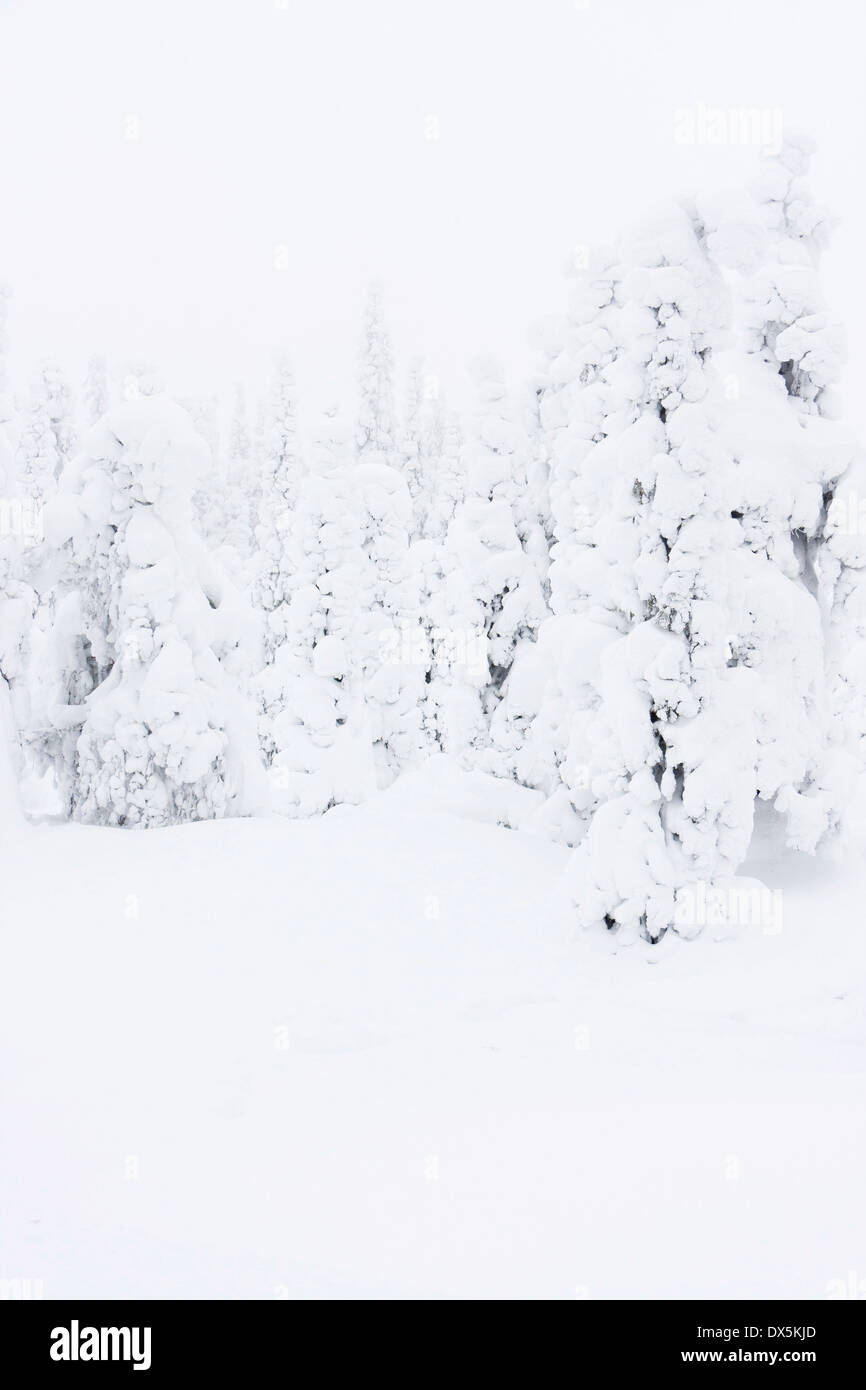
top-left (0, 0), bottom-right (863, 425)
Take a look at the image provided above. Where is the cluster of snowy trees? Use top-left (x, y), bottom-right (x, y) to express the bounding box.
top-left (1, 135), bottom-right (863, 940)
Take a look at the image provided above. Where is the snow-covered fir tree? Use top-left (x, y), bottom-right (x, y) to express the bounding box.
top-left (356, 281), bottom-right (396, 463)
top-left (219, 381), bottom-right (256, 566)
top-left (82, 354), bottom-right (110, 425)
top-left (429, 357), bottom-right (545, 771)
top-left (348, 288), bottom-right (428, 779)
top-left (254, 405), bottom-right (377, 814)
top-left (230, 380), bottom-right (250, 472)
top-left (396, 365), bottom-right (460, 542)
top-left (737, 131), bottom-right (838, 413)
top-left (355, 451), bottom-right (428, 784)
top-left (422, 405), bottom-right (464, 544)
top-left (178, 394), bottom-right (224, 543)
top-left (748, 137), bottom-right (866, 776)
top-left (503, 149), bottom-right (852, 940)
top-left (397, 358), bottom-right (430, 533)
top-left (414, 405), bottom-right (466, 749)
top-left (33, 397), bottom-right (264, 826)
top-left (0, 403), bottom-right (27, 835)
top-left (253, 355), bottom-right (304, 663)
top-left (0, 288), bottom-right (36, 759)
top-left (16, 361), bottom-right (76, 509)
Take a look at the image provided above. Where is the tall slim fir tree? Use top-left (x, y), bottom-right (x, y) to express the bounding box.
top-left (254, 355), bottom-right (305, 664)
top-left (356, 281), bottom-right (396, 463)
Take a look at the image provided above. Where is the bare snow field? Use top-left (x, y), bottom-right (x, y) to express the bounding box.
top-left (3, 761), bottom-right (864, 1300)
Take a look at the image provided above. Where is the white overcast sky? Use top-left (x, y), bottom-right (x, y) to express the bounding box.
top-left (0, 0), bottom-right (863, 428)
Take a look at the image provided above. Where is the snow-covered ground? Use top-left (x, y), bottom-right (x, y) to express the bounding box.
top-left (2, 761), bottom-right (864, 1300)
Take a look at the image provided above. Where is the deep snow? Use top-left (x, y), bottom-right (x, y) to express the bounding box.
top-left (2, 761), bottom-right (864, 1300)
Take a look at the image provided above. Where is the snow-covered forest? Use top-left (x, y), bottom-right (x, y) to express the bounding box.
top-left (2, 134), bottom-right (863, 944)
top-left (2, 0), bottom-right (865, 1308)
